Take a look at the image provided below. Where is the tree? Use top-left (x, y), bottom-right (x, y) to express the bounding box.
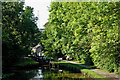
top-left (2, 2), bottom-right (41, 68)
top-left (41, 2), bottom-right (120, 72)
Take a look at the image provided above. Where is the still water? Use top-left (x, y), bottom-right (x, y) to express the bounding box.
top-left (2, 65), bottom-right (93, 80)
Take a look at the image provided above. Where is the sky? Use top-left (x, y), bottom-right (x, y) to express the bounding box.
top-left (25, 0), bottom-right (52, 29)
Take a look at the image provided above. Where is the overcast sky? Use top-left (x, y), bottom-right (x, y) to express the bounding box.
top-left (25, 0), bottom-right (52, 29)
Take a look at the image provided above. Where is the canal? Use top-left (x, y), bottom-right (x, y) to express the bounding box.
top-left (2, 64), bottom-right (94, 80)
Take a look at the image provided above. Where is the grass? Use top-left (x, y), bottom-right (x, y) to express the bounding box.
top-left (15, 58), bottom-right (39, 67)
top-left (118, 67), bottom-right (120, 75)
top-left (73, 60), bottom-right (80, 63)
top-left (52, 61), bottom-right (104, 78)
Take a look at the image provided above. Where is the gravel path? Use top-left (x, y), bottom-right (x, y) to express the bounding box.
top-left (66, 60), bottom-right (120, 79)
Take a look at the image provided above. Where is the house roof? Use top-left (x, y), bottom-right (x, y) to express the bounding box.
top-left (33, 44), bottom-right (41, 49)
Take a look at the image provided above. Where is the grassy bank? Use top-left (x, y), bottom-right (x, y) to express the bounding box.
top-left (118, 63), bottom-right (120, 75)
top-left (15, 58), bottom-right (39, 67)
top-left (52, 61), bottom-right (104, 78)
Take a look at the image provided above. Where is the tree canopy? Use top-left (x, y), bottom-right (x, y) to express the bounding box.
top-left (2, 2), bottom-right (41, 67)
top-left (41, 2), bottom-right (120, 72)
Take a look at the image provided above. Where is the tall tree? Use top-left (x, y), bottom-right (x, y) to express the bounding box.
top-left (41, 2), bottom-right (120, 72)
top-left (2, 2), bottom-right (41, 68)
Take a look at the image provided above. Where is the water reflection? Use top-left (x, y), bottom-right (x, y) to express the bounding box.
top-left (2, 66), bottom-right (92, 80)
top-left (30, 69), bottom-right (43, 79)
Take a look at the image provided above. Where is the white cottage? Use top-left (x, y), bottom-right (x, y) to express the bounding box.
top-left (32, 44), bottom-right (44, 56)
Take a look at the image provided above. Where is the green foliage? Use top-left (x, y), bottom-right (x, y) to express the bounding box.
top-left (88, 2), bottom-right (120, 72)
top-left (2, 2), bottom-right (41, 67)
top-left (41, 2), bottom-right (120, 72)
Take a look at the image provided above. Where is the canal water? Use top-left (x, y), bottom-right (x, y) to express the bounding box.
top-left (2, 65), bottom-right (94, 80)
